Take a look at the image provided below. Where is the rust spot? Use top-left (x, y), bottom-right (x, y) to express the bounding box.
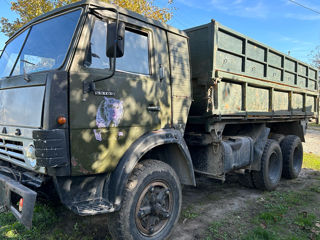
top-left (79, 166), bottom-right (90, 175)
top-left (216, 69), bottom-right (317, 93)
top-left (71, 157), bottom-right (78, 167)
top-left (71, 156), bottom-right (92, 175)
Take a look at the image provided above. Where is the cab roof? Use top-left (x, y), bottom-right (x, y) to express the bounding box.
top-left (8, 0), bottom-right (187, 43)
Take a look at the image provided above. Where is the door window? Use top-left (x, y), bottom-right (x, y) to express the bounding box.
top-left (85, 19), bottom-right (150, 75)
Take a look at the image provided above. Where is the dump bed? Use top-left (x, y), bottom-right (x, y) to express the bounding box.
top-left (185, 20), bottom-right (319, 122)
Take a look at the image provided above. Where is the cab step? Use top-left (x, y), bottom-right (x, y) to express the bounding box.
top-left (71, 198), bottom-right (114, 216)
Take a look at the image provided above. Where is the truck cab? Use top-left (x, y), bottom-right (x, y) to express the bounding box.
top-left (0, 1), bottom-right (195, 238)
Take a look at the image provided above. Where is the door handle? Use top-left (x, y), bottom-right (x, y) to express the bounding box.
top-left (147, 106), bottom-right (160, 112)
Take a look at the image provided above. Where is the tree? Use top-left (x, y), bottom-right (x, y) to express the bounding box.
top-left (1, 0), bottom-right (174, 37)
top-left (310, 46), bottom-right (320, 70)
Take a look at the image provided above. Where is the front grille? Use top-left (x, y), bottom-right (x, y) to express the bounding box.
top-left (0, 138), bottom-right (24, 162)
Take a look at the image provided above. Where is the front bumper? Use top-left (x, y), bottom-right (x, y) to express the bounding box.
top-left (0, 172), bottom-right (37, 228)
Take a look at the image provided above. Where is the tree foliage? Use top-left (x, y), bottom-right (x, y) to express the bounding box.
top-left (310, 46), bottom-right (320, 70)
top-left (1, 0), bottom-right (174, 37)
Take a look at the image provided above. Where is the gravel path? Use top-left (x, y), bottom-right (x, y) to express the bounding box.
top-left (303, 128), bottom-right (320, 155)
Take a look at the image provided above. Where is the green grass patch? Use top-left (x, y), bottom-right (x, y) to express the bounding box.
top-left (181, 205), bottom-right (200, 220)
top-left (242, 227), bottom-right (279, 240)
top-left (208, 222), bottom-right (223, 236)
top-left (204, 221), bottom-right (230, 240)
top-left (309, 122), bottom-right (320, 128)
top-left (0, 202), bottom-right (106, 240)
top-left (294, 212), bottom-right (316, 229)
top-left (309, 185), bottom-right (320, 193)
top-left (0, 203), bottom-right (59, 240)
top-left (204, 185), bottom-right (320, 240)
top-left (258, 210), bottom-right (285, 224)
top-left (303, 153), bottom-right (320, 170)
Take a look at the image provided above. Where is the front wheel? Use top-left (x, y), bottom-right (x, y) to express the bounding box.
top-left (107, 160), bottom-right (182, 240)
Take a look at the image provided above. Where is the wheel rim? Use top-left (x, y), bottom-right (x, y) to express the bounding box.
top-left (268, 152), bottom-right (281, 183)
top-left (293, 145), bottom-right (303, 173)
top-left (135, 181), bottom-right (173, 237)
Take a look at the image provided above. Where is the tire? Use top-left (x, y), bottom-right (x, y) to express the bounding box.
top-left (252, 139), bottom-right (283, 191)
top-left (238, 171), bottom-right (256, 188)
top-left (280, 135), bottom-right (303, 179)
top-left (107, 160), bottom-right (182, 240)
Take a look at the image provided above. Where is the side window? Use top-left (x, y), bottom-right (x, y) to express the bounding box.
top-left (84, 19), bottom-right (150, 75)
top-left (84, 20), bottom-right (110, 69)
top-left (117, 29), bottom-right (149, 75)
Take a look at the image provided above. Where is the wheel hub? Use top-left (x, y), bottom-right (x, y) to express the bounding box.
top-left (135, 181), bottom-right (173, 236)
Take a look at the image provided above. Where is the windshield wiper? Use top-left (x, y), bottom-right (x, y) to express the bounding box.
top-left (21, 59), bottom-right (36, 66)
top-left (20, 59), bottom-right (36, 82)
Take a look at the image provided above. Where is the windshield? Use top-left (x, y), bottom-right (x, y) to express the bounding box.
top-left (0, 30), bottom-right (28, 78)
top-left (0, 9), bottom-right (81, 79)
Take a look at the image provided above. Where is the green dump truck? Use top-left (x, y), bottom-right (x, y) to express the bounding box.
top-left (0, 1), bottom-right (318, 239)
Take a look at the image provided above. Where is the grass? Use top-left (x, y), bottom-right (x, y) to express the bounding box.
top-left (242, 227), bottom-right (278, 240)
top-left (0, 203), bottom-right (59, 240)
top-left (303, 153), bottom-right (320, 170)
top-left (204, 222), bottom-right (229, 240)
top-left (204, 177), bottom-right (320, 240)
top-left (294, 212), bottom-right (316, 229)
top-left (309, 122), bottom-right (320, 129)
top-left (0, 201), bottom-right (110, 240)
top-left (181, 205), bottom-right (200, 220)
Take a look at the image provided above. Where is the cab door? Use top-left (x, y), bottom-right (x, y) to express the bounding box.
top-left (68, 12), bottom-right (161, 175)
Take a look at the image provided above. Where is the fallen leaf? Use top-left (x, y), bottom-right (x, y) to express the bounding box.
top-left (260, 223), bottom-right (267, 229)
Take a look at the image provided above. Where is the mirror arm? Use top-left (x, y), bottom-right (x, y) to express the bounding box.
top-left (83, 6), bottom-right (120, 94)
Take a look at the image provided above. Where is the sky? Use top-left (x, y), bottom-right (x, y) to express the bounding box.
top-left (0, 0), bottom-right (320, 63)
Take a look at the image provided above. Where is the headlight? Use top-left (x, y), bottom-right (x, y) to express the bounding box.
top-left (26, 145), bottom-right (37, 168)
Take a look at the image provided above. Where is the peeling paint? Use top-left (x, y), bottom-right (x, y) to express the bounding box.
top-left (71, 157), bottom-right (78, 167)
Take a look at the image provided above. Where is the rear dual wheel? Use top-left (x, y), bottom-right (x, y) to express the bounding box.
top-left (241, 135), bottom-right (303, 191)
top-left (252, 139), bottom-right (283, 191)
top-left (281, 135), bottom-right (303, 179)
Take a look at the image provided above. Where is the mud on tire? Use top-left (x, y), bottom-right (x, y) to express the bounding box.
top-left (252, 139), bottom-right (283, 191)
top-left (107, 160), bottom-right (182, 240)
top-left (280, 135), bottom-right (303, 179)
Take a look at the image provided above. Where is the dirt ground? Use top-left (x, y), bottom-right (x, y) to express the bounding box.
top-left (303, 128), bottom-right (320, 155)
top-left (170, 129), bottom-right (320, 240)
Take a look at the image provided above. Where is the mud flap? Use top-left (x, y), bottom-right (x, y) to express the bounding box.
top-left (0, 173), bottom-right (37, 229)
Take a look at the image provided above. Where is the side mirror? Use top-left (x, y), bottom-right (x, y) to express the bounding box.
top-left (107, 22), bottom-right (125, 58)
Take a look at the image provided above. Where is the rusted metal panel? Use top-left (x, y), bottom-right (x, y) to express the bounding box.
top-left (273, 91), bottom-right (289, 112)
top-left (247, 86), bottom-right (269, 112)
top-left (217, 81), bottom-right (242, 112)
